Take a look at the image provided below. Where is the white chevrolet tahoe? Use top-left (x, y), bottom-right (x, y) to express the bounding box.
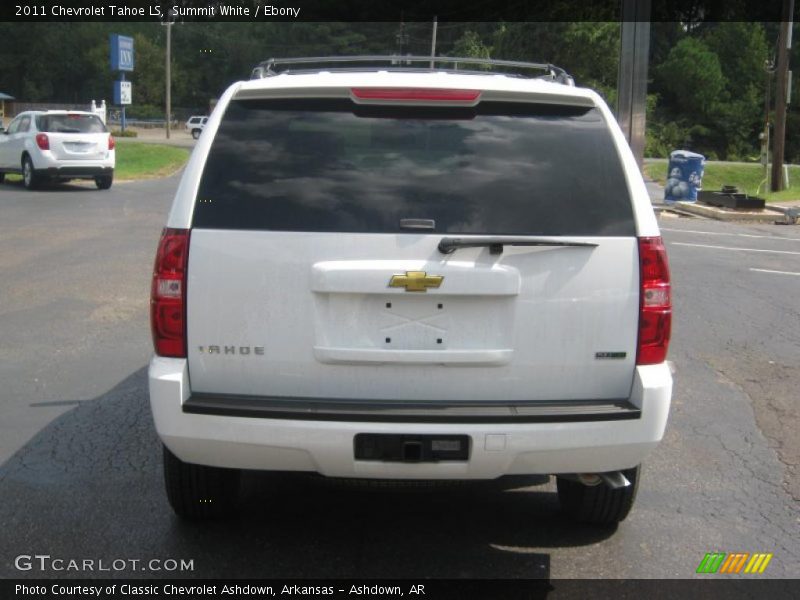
top-left (149, 56), bottom-right (672, 525)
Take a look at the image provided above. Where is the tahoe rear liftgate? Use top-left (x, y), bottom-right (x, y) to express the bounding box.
top-left (183, 93), bottom-right (641, 407)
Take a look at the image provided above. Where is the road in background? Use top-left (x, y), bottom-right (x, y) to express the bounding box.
top-left (0, 177), bottom-right (798, 579)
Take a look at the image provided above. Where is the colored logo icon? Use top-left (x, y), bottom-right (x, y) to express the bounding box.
top-left (696, 552), bottom-right (773, 574)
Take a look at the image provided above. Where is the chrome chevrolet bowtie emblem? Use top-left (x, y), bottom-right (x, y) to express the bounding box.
top-left (388, 271), bottom-right (444, 292)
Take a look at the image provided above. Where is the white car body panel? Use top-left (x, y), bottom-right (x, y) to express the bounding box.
top-left (38, 132), bottom-right (109, 162)
top-left (186, 231), bottom-right (639, 401)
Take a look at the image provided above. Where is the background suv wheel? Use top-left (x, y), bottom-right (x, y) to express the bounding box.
top-left (95, 174), bottom-right (113, 190)
top-left (22, 156), bottom-right (40, 190)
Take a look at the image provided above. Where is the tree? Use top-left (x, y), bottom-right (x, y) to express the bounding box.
top-left (132, 33), bottom-right (166, 106)
top-left (492, 23), bottom-right (619, 99)
top-left (452, 30), bottom-right (492, 60)
top-left (655, 37), bottom-right (728, 118)
top-left (703, 23), bottom-right (768, 159)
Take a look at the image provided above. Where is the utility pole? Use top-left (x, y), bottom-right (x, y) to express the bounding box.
top-left (771, 0), bottom-right (794, 191)
top-left (165, 22), bottom-right (172, 140)
top-left (398, 22), bottom-right (408, 55)
top-left (617, 0), bottom-right (651, 169)
top-left (763, 59), bottom-right (776, 187)
top-left (430, 16), bottom-right (438, 68)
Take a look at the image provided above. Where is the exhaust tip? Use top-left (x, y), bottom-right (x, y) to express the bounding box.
top-left (598, 471), bottom-right (631, 489)
top-left (574, 472), bottom-right (631, 489)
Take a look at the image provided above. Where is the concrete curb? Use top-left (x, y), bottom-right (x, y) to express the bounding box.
top-left (657, 201), bottom-right (787, 223)
top-left (653, 204), bottom-right (710, 219)
top-left (769, 204), bottom-right (800, 215)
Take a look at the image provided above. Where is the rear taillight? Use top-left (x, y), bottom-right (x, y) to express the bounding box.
top-left (35, 133), bottom-right (49, 150)
top-left (151, 228), bottom-right (190, 358)
top-left (637, 236), bottom-right (672, 365)
top-left (351, 87), bottom-right (481, 103)
top-left (108, 135), bottom-right (115, 150)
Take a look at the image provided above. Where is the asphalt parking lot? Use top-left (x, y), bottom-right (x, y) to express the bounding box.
top-left (0, 176), bottom-right (798, 580)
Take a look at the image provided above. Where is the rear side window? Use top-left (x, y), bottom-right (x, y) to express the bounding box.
top-left (193, 98), bottom-right (635, 236)
top-left (36, 114), bottom-right (106, 134)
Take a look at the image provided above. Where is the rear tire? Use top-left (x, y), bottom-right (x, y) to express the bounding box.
top-left (95, 174), bottom-right (113, 190)
top-left (191, 129), bottom-right (201, 140)
top-left (22, 156), bottom-right (40, 190)
top-left (556, 465), bottom-right (640, 526)
top-left (163, 445), bottom-right (241, 520)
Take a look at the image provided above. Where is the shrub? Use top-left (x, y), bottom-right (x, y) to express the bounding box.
top-left (110, 129), bottom-right (138, 138)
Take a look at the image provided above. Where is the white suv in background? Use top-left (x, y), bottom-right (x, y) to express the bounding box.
top-left (149, 56), bottom-right (673, 525)
top-left (0, 110), bottom-right (115, 190)
top-left (185, 116), bottom-right (208, 139)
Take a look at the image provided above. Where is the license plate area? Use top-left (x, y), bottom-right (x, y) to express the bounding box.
top-left (354, 434), bottom-right (470, 462)
top-left (64, 142), bottom-right (94, 153)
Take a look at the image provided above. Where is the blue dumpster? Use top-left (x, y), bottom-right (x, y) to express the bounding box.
top-left (664, 150), bottom-right (705, 203)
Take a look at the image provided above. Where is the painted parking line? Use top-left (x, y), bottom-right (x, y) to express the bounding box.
top-left (661, 228), bottom-right (800, 242)
top-left (670, 242), bottom-right (800, 255)
top-left (749, 268), bottom-right (800, 276)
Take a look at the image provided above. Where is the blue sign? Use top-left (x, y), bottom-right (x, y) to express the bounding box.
top-left (110, 34), bottom-right (134, 72)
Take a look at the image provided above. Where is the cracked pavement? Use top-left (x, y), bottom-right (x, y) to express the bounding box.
top-left (0, 178), bottom-right (798, 579)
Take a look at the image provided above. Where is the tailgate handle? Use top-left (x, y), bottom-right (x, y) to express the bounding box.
top-left (400, 218), bottom-right (435, 230)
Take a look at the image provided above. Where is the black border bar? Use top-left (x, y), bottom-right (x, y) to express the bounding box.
top-left (3, 579), bottom-right (800, 600)
top-left (1, 1), bottom-right (794, 22)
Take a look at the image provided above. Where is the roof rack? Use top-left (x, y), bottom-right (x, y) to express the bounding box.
top-left (250, 55), bottom-right (575, 86)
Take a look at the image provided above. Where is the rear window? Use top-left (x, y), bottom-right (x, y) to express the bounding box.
top-left (193, 98), bottom-right (635, 236)
top-left (36, 114), bottom-right (106, 134)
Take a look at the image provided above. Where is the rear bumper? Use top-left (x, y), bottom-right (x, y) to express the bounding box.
top-left (149, 357), bottom-right (672, 479)
top-left (31, 150), bottom-right (114, 179)
top-left (36, 165), bottom-right (114, 179)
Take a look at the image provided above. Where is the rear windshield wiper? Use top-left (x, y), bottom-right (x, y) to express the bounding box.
top-left (438, 236), bottom-right (598, 255)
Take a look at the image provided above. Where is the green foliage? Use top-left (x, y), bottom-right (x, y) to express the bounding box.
top-left (452, 30), bottom-right (492, 61)
top-left (648, 23), bottom-right (771, 161)
top-left (557, 22), bottom-right (620, 93)
top-left (131, 34), bottom-right (166, 106)
top-left (492, 22), bottom-right (618, 91)
top-left (0, 22), bottom-right (787, 164)
top-left (703, 23), bottom-right (768, 161)
top-left (655, 37), bottom-right (728, 117)
top-left (645, 121), bottom-right (693, 158)
top-left (124, 104), bottom-right (167, 120)
top-left (110, 129), bottom-right (138, 137)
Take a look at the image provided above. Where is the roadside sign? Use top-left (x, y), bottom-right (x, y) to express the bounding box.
top-left (110, 34), bottom-right (135, 72)
top-left (114, 81), bottom-right (132, 105)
